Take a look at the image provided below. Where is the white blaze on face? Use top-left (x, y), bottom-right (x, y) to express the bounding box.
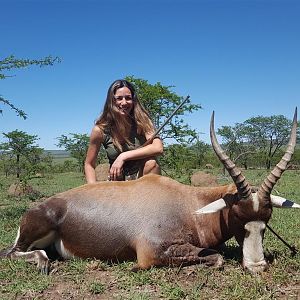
top-left (251, 192), bottom-right (260, 212)
top-left (243, 221), bottom-right (267, 273)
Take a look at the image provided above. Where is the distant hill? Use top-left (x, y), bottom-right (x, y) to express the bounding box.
top-left (44, 150), bottom-right (70, 159)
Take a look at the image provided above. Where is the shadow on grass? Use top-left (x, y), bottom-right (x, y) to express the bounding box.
top-left (219, 244), bottom-right (242, 262)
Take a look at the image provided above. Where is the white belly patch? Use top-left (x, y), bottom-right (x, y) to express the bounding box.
top-left (55, 239), bottom-right (74, 259)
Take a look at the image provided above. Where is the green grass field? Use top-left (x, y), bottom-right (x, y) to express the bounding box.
top-left (0, 170), bottom-right (299, 299)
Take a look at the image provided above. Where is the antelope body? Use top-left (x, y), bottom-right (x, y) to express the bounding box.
top-left (1, 110), bottom-right (299, 274)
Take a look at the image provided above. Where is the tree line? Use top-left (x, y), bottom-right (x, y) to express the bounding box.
top-left (1, 112), bottom-right (299, 184)
top-left (1, 55), bottom-right (299, 185)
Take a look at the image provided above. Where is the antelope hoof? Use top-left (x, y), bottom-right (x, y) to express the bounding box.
top-left (37, 258), bottom-right (50, 275)
top-left (131, 264), bottom-right (142, 272)
top-left (199, 253), bottom-right (224, 268)
top-left (40, 265), bottom-right (49, 275)
top-left (244, 261), bottom-right (268, 274)
top-left (212, 254), bottom-right (224, 269)
top-left (131, 263), bottom-right (152, 272)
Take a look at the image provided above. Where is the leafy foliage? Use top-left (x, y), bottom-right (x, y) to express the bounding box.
top-left (161, 141), bottom-right (210, 171)
top-left (189, 140), bottom-right (213, 168)
top-left (217, 124), bottom-right (257, 169)
top-left (159, 140), bottom-right (211, 184)
top-left (0, 96), bottom-right (27, 119)
top-left (126, 76), bottom-right (201, 143)
top-left (217, 114), bottom-right (300, 169)
top-left (242, 115), bottom-right (297, 169)
top-left (0, 55), bottom-right (61, 118)
top-left (56, 133), bottom-right (91, 172)
top-left (0, 130), bottom-right (51, 181)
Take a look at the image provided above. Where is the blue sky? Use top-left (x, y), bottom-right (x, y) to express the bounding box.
top-left (1, 0), bottom-right (299, 149)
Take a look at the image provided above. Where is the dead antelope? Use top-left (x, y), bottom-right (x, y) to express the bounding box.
top-left (1, 109), bottom-right (299, 274)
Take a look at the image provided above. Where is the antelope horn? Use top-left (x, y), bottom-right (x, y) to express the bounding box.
top-left (195, 198), bottom-right (228, 214)
top-left (270, 195), bottom-right (300, 208)
top-left (258, 108), bottom-right (298, 201)
top-left (210, 111), bottom-right (252, 200)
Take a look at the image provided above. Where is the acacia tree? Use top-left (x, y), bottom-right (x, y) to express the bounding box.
top-left (126, 76), bottom-right (201, 143)
top-left (159, 144), bottom-right (194, 181)
top-left (0, 130), bottom-right (48, 179)
top-left (217, 114), bottom-right (299, 170)
top-left (159, 140), bottom-right (210, 181)
top-left (217, 124), bottom-right (256, 169)
top-left (0, 151), bottom-right (14, 177)
top-left (0, 55), bottom-right (60, 118)
top-left (242, 115), bottom-right (298, 169)
top-left (189, 140), bottom-right (211, 169)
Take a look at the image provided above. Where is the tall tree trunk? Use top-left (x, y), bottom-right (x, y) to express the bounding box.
top-left (16, 154), bottom-right (20, 178)
top-left (266, 158), bottom-right (271, 170)
top-left (266, 140), bottom-right (273, 170)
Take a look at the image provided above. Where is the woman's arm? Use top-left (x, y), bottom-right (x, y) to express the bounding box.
top-left (119, 134), bottom-right (163, 161)
top-left (84, 126), bottom-right (104, 184)
top-left (109, 132), bottom-right (163, 179)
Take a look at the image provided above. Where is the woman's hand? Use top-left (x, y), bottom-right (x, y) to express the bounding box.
top-left (109, 153), bottom-right (125, 181)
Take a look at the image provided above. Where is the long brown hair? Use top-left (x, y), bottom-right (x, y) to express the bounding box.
top-left (96, 79), bottom-right (154, 151)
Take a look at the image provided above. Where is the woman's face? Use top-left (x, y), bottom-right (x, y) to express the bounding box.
top-left (113, 87), bottom-right (134, 116)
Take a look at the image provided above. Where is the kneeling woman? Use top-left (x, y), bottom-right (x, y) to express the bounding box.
top-left (85, 79), bottom-right (163, 183)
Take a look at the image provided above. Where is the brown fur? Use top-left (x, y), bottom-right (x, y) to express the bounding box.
top-left (2, 175), bottom-right (247, 272)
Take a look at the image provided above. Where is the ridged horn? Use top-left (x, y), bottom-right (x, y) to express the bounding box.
top-left (258, 108), bottom-right (298, 200)
top-left (210, 111), bottom-right (252, 200)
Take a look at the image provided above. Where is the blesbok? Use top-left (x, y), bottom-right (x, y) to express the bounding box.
top-left (1, 110), bottom-right (299, 274)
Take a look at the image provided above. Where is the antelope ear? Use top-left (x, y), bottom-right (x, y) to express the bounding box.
top-left (270, 195), bottom-right (300, 208)
top-left (195, 198), bottom-right (228, 214)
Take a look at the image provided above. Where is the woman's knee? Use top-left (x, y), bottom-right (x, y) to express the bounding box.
top-left (143, 159), bottom-right (161, 175)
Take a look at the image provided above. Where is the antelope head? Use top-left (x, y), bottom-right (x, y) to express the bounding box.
top-left (197, 108), bottom-right (299, 273)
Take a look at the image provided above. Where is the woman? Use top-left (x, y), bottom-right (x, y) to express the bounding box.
top-left (85, 79), bottom-right (163, 183)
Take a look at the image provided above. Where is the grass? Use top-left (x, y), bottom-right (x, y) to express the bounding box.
top-left (0, 170), bottom-right (299, 299)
